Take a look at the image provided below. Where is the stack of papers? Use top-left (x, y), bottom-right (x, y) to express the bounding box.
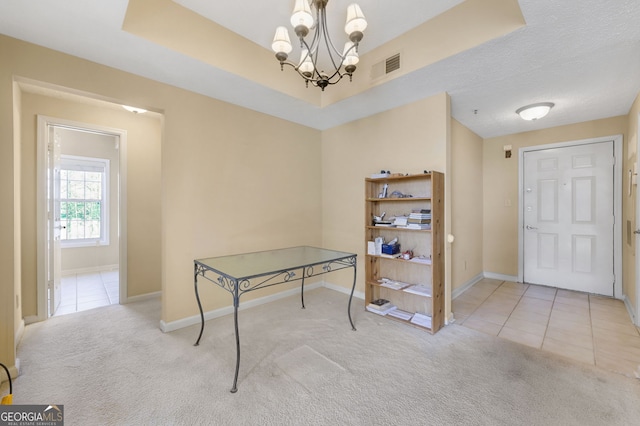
top-left (387, 309), bottom-right (414, 321)
top-left (366, 305), bottom-right (397, 316)
top-left (410, 313), bottom-right (432, 328)
top-left (379, 279), bottom-right (412, 290)
top-left (403, 285), bottom-right (432, 297)
top-left (409, 256), bottom-right (432, 264)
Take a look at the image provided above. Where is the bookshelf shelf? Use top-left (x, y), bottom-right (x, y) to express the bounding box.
top-left (364, 172), bottom-right (444, 334)
top-left (365, 197), bottom-right (432, 202)
top-left (365, 280), bottom-right (433, 298)
top-left (365, 254), bottom-right (433, 265)
top-left (365, 226), bottom-right (432, 233)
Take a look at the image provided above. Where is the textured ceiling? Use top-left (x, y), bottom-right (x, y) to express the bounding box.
top-left (1, 0), bottom-right (640, 138)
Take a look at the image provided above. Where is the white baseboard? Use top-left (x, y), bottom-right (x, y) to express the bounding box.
top-left (323, 280), bottom-right (365, 300)
top-left (125, 291), bottom-right (161, 304)
top-left (446, 312), bottom-right (455, 325)
top-left (452, 271), bottom-right (518, 301)
top-left (1, 359), bottom-right (20, 382)
top-left (622, 294), bottom-right (638, 326)
top-left (159, 282), bottom-right (324, 333)
top-left (15, 319), bottom-right (25, 348)
top-left (62, 264), bottom-right (119, 276)
top-left (451, 273), bottom-right (484, 300)
top-left (24, 315), bottom-right (40, 325)
top-left (483, 271), bottom-right (519, 282)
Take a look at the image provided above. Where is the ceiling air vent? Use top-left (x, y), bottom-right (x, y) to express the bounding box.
top-left (371, 53), bottom-right (401, 81)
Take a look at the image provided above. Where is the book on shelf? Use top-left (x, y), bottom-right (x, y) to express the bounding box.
top-left (410, 312), bottom-right (432, 328)
top-left (411, 209), bottom-right (431, 214)
top-left (366, 304), bottom-right (397, 316)
top-left (368, 298), bottom-right (391, 309)
top-left (378, 278), bottom-right (412, 290)
top-left (409, 256), bottom-right (432, 264)
top-left (403, 284), bottom-right (432, 297)
top-left (392, 216), bottom-right (409, 227)
top-left (406, 224), bottom-right (431, 230)
top-left (407, 217), bottom-right (431, 223)
top-left (387, 309), bottom-right (414, 321)
top-left (374, 221), bottom-right (395, 227)
top-left (380, 253), bottom-right (402, 259)
top-left (370, 172), bottom-right (390, 179)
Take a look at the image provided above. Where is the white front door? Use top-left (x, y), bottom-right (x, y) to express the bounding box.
top-left (48, 125), bottom-right (63, 316)
top-left (523, 141), bottom-right (614, 296)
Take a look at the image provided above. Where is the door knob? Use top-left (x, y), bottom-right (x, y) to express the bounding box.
top-left (634, 229), bottom-right (640, 234)
top-left (526, 225), bottom-right (538, 230)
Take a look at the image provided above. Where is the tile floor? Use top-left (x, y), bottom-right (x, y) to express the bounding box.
top-left (453, 278), bottom-right (640, 378)
top-left (54, 270), bottom-right (119, 316)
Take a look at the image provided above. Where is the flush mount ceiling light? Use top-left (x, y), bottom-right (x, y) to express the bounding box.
top-left (516, 102), bottom-right (554, 121)
top-left (122, 105), bottom-right (147, 114)
top-left (272, 0), bottom-right (367, 91)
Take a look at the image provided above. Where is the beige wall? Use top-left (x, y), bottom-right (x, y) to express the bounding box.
top-left (160, 98), bottom-right (322, 322)
top-left (450, 119), bottom-right (483, 292)
top-left (624, 93), bottom-right (640, 315)
top-left (320, 93), bottom-right (451, 315)
top-left (482, 116), bottom-right (627, 276)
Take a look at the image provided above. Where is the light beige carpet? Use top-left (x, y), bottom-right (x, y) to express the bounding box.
top-left (4, 288), bottom-right (640, 425)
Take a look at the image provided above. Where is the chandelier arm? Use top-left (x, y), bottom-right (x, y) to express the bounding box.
top-left (298, 37), bottom-right (320, 82)
top-left (322, 67), bottom-right (345, 83)
top-left (320, 6), bottom-right (345, 62)
top-left (298, 37), bottom-right (313, 68)
top-left (312, 71), bottom-right (346, 88)
top-left (280, 59), bottom-right (317, 81)
top-left (308, 39), bottom-right (320, 80)
top-left (305, 20), bottom-right (321, 54)
top-left (285, 55), bottom-right (343, 86)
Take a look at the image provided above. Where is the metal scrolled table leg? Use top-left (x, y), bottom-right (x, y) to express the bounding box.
top-left (194, 264), bottom-right (205, 346)
top-left (230, 283), bottom-right (241, 393)
top-left (300, 274), bottom-right (306, 309)
top-left (348, 262), bottom-right (357, 331)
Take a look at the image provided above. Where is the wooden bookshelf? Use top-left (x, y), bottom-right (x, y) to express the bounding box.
top-left (364, 172), bottom-right (444, 333)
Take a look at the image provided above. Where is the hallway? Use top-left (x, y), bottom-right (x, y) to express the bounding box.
top-left (54, 270), bottom-right (119, 316)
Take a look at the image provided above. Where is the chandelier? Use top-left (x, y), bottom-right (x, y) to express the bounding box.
top-left (271, 0), bottom-right (368, 91)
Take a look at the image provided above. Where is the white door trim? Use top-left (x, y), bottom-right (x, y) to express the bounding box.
top-left (517, 135), bottom-right (622, 298)
top-left (34, 115), bottom-right (128, 322)
top-left (635, 114), bottom-right (640, 325)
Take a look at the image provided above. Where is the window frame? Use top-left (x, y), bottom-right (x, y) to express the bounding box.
top-left (59, 154), bottom-right (110, 248)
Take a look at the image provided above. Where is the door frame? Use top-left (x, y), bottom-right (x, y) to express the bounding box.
top-left (635, 113), bottom-right (640, 326)
top-left (517, 135), bottom-right (622, 298)
top-left (34, 115), bottom-right (128, 321)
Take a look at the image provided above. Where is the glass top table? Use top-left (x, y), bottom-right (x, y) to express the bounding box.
top-left (192, 246), bottom-right (358, 393)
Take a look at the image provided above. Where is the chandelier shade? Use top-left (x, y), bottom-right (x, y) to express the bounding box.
top-left (345, 4), bottom-right (367, 37)
top-left (291, 0), bottom-right (314, 33)
top-left (271, 26), bottom-right (292, 56)
top-left (272, 0), bottom-right (367, 91)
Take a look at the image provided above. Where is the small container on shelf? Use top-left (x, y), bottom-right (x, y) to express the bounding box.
top-left (381, 243), bottom-right (400, 255)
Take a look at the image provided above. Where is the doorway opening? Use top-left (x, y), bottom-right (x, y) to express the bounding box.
top-left (37, 116), bottom-right (128, 319)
